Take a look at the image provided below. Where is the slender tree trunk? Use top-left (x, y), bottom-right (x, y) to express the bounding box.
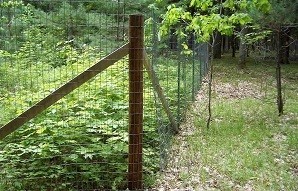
top-left (279, 27), bottom-right (290, 65)
top-left (222, 35), bottom-right (225, 53)
top-left (207, 43), bottom-right (213, 129)
top-left (207, 33), bottom-right (217, 129)
top-left (188, 32), bottom-right (195, 50)
top-left (213, 31), bottom-right (222, 59)
top-left (169, 28), bottom-right (178, 50)
top-left (231, 33), bottom-right (236, 57)
top-left (238, 26), bottom-right (248, 69)
top-left (222, 35), bottom-right (229, 53)
top-left (207, 0), bottom-right (224, 129)
top-left (276, 28), bottom-right (284, 115)
top-left (228, 36), bottom-right (231, 50)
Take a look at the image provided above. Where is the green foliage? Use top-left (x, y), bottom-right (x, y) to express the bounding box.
top-left (23, 0), bottom-right (62, 12)
top-left (50, 2), bottom-right (88, 39)
top-left (125, 0), bottom-right (152, 14)
top-left (0, 57), bottom-right (160, 190)
top-left (238, 25), bottom-right (272, 45)
top-left (1, 0), bottom-right (122, 53)
top-left (0, 0), bottom-right (35, 51)
top-left (222, 0), bottom-right (271, 13)
top-left (18, 27), bottom-right (79, 67)
top-left (83, 1), bottom-right (119, 13)
top-left (0, 2), bottom-right (131, 188)
top-left (158, 0), bottom-right (271, 43)
top-left (0, 43), bottom-right (198, 189)
top-left (252, 0), bottom-right (298, 29)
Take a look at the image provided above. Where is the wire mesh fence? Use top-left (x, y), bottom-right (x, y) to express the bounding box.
top-left (147, 12), bottom-right (209, 168)
top-left (0, 1), bottom-right (132, 190)
top-left (0, 0), bottom-right (208, 190)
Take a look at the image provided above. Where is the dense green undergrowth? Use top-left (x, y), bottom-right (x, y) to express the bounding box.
top-left (0, 53), bottom-right (196, 190)
top-left (0, 1), bottom-right (158, 190)
top-left (0, 42), bottom-right (194, 190)
top-left (0, 54), bottom-right (166, 190)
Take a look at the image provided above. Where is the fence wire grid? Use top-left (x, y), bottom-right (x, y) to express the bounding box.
top-left (0, 0), bottom-right (209, 190)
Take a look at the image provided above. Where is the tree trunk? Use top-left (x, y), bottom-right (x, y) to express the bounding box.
top-left (276, 27), bottom-right (284, 115)
top-left (207, 35), bottom-right (215, 129)
top-left (222, 35), bottom-right (229, 53)
top-left (169, 28), bottom-right (178, 50)
top-left (231, 33), bottom-right (236, 57)
top-left (278, 27), bottom-right (290, 65)
top-left (213, 31), bottom-right (222, 59)
top-left (188, 32), bottom-right (195, 50)
top-left (238, 27), bottom-right (248, 69)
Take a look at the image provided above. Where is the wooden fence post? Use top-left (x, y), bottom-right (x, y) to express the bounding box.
top-left (128, 14), bottom-right (144, 190)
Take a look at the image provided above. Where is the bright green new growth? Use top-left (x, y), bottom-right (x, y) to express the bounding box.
top-left (158, 0), bottom-right (271, 42)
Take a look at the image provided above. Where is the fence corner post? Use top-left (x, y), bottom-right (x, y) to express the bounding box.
top-left (128, 14), bottom-right (144, 190)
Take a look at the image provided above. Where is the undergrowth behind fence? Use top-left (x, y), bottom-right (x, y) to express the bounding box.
top-left (0, 0), bottom-right (208, 190)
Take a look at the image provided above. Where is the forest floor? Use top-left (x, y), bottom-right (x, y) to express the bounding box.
top-left (152, 56), bottom-right (298, 191)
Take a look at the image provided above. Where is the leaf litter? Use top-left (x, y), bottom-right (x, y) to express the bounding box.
top-left (151, 67), bottom-right (297, 190)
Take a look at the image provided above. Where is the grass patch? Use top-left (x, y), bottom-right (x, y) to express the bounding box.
top-left (189, 58), bottom-right (298, 190)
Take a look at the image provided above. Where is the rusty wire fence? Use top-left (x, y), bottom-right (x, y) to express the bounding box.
top-left (0, 0), bottom-right (208, 190)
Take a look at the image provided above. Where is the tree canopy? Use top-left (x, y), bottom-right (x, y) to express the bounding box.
top-left (157, 0), bottom-right (271, 42)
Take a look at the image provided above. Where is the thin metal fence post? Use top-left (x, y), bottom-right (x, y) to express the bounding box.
top-left (177, 52), bottom-right (181, 125)
top-left (192, 36), bottom-right (195, 101)
top-left (128, 14), bottom-right (144, 190)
